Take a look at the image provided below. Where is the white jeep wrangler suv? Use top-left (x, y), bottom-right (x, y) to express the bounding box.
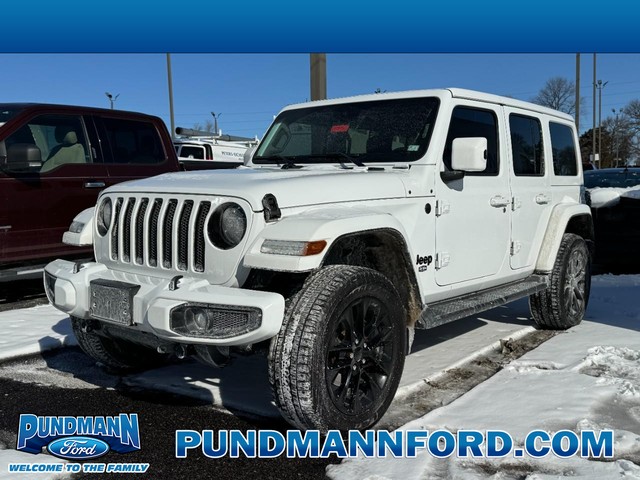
top-left (45, 88), bottom-right (593, 431)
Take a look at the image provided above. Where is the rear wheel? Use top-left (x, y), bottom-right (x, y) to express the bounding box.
top-left (269, 265), bottom-right (405, 431)
top-left (529, 234), bottom-right (590, 329)
top-left (71, 317), bottom-right (169, 372)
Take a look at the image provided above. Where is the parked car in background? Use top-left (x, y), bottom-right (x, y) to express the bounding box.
top-left (173, 127), bottom-right (258, 170)
top-left (0, 103), bottom-right (208, 282)
top-left (584, 167), bottom-right (640, 269)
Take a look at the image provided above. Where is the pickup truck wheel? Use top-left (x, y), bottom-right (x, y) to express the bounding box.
top-left (529, 233), bottom-right (591, 330)
top-left (268, 265), bottom-right (405, 431)
top-left (71, 317), bottom-right (169, 372)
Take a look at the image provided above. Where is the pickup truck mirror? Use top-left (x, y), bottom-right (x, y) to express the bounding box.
top-left (1, 143), bottom-right (43, 170)
top-left (451, 137), bottom-right (487, 172)
top-left (243, 146), bottom-right (257, 165)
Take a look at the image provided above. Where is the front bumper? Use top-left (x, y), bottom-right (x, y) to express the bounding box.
top-left (44, 259), bottom-right (285, 347)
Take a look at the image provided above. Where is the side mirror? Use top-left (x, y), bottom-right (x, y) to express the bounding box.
top-left (1, 143), bottom-right (43, 170)
top-left (451, 137), bottom-right (487, 172)
top-left (243, 146), bottom-right (257, 166)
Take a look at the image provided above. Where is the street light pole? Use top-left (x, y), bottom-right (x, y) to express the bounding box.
top-left (592, 54), bottom-right (596, 167)
top-left (575, 53), bottom-right (580, 132)
top-left (105, 92), bottom-right (120, 110)
top-left (166, 53), bottom-right (176, 140)
top-left (596, 79), bottom-right (608, 163)
top-left (612, 107), bottom-right (623, 167)
top-left (211, 112), bottom-right (222, 135)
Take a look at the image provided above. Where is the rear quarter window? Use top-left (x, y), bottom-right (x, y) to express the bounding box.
top-left (102, 118), bottom-right (166, 165)
top-left (549, 122), bottom-right (578, 176)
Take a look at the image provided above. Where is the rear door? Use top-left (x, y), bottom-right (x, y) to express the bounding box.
top-left (94, 116), bottom-right (173, 184)
top-left (505, 110), bottom-right (552, 270)
top-left (1, 112), bottom-right (108, 263)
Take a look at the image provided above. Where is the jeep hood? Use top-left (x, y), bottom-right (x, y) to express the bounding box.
top-left (105, 167), bottom-right (409, 210)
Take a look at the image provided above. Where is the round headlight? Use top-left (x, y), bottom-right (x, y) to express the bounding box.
top-left (208, 203), bottom-right (247, 250)
top-left (96, 198), bottom-right (112, 236)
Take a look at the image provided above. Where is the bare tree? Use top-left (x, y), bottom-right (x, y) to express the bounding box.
top-left (192, 119), bottom-right (215, 133)
top-left (531, 77), bottom-right (580, 116)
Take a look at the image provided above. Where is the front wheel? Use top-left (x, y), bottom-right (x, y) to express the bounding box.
top-left (269, 265), bottom-right (406, 431)
top-left (529, 233), bottom-right (591, 329)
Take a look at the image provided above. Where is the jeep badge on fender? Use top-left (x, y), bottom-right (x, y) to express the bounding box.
top-left (45, 88), bottom-right (592, 432)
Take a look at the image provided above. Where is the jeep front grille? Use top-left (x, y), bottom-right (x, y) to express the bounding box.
top-left (109, 196), bottom-right (212, 273)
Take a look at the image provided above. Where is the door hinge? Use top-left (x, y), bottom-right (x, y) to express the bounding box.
top-left (510, 241), bottom-right (522, 256)
top-left (435, 252), bottom-right (450, 269)
top-left (435, 200), bottom-right (450, 217)
top-left (511, 196), bottom-right (522, 211)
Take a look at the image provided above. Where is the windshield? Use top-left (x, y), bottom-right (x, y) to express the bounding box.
top-left (584, 169), bottom-right (640, 188)
top-left (254, 97), bottom-right (439, 164)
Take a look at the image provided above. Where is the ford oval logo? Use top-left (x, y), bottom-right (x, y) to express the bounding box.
top-left (47, 436), bottom-right (110, 460)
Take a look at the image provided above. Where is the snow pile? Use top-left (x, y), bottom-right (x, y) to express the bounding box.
top-left (0, 450), bottom-right (68, 480)
top-left (588, 184), bottom-right (640, 208)
top-left (328, 275), bottom-right (640, 479)
top-left (0, 304), bottom-right (73, 362)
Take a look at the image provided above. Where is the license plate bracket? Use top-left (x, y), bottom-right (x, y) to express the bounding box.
top-left (89, 279), bottom-right (140, 326)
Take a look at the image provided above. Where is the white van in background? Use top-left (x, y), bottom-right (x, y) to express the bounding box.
top-left (173, 127), bottom-right (259, 169)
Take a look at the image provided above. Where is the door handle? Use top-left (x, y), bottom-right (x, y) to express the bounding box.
top-left (535, 194), bottom-right (550, 205)
top-left (490, 195), bottom-right (510, 208)
top-left (84, 181), bottom-right (106, 189)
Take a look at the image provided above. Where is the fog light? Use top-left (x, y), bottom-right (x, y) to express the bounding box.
top-left (170, 303), bottom-right (262, 339)
top-left (184, 307), bottom-right (211, 334)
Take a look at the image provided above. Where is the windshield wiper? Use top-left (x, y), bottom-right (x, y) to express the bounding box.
top-left (304, 153), bottom-right (366, 169)
top-left (253, 155), bottom-right (302, 169)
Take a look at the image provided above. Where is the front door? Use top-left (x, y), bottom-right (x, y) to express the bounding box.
top-left (434, 102), bottom-right (511, 286)
top-left (1, 113), bottom-right (108, 263)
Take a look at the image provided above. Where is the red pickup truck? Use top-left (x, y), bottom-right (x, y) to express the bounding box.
top-left (0, 103), bottom-right (212, 281)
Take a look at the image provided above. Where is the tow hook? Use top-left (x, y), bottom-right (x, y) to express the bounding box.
top-left (175, 344), bottom-right (188, 359)
top-left (169, 275), bottom-right (183, 291)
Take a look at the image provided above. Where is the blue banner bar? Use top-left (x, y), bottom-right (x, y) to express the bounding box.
top-left (2, 0), bottom-right (639, 52)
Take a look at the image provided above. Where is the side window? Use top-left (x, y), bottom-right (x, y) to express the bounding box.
top-left (444, 107), bottom-right (499, 175)
top-left (5, 114), bottom-right (90, 173)
top-left (549, 122), bottom-right (578, 176)
top-left (509, 114), bottom-right (544, 176)
top-left (102, 118), bottom-right (165, 165)
top-left (179, 146), bottom-right (205, 159)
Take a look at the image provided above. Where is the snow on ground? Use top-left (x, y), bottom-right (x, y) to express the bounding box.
top-left (328, 274), bottom-right (640, 480)
top-left (0, 304), bottom-right (73, 363)
top-left (124, 300), bottom-right (535, 418)
top-left (1, 275), bottom-right (639, 479)
top-left (0, 450), bottom-right (67, 480)
top-left (588, 185), bottom-right (640, 208)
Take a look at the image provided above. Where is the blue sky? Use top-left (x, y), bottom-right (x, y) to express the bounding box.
top-left (1, 54), bottom-right (639, 137)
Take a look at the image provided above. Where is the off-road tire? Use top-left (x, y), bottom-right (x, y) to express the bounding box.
top-left (529, 233), bottom-right (591, 329)
top-left (71, 316), bottom-right (169, 372)
top-left (268, 265), bottom-right (405, 431)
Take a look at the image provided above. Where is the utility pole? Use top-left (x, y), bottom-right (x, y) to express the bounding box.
top-left (211, 112), bottom-right (222, 135)
top-left (105, 92), bottom-right (119, 110)
top-left (166, 54), bottom-right (176, 140)
top-left (597, 79), bottom-right (608, 162)
top-left (575, 53), bottom-right (580, 132)
top-left (592, 54), bottom-right (597, 167)
top-left (310, 54), bottom-right (327, 101)
top-left (612, 107), bottom-right (623, 167)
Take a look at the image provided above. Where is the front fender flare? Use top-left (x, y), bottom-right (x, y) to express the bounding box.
top-left (243, 207), bottom-right (411, 272)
